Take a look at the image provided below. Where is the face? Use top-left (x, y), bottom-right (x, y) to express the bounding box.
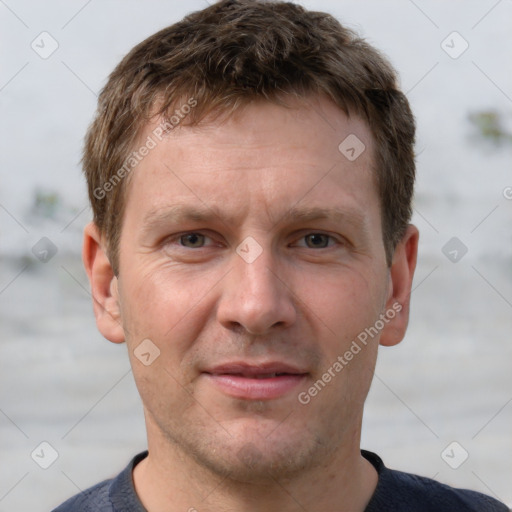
top-left (85, 95), bottom-right (417, 482)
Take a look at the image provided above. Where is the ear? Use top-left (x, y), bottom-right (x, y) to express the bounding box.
top-left (82, 222), bottom-right (125, 344)
top-left (379, 224), bottom-right (419, 347)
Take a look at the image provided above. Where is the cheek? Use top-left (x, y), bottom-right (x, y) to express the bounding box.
top-left (118, 261), bottom-right (220, 358)
top-left (308, 266), bottom-right (385, 399)
top-left (130, 361), bottom-right (200, 438)
top-left (118, 266), bottom-right (210, 418)
top-left (298, 265), bottom-right (386, 347)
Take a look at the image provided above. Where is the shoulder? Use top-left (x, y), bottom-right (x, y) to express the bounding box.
top-left (363, 450), bottom-right (509, 512)
top-left (52, 451), bottom-right (148, 512)
top-left (52, 479), bottom-right (113, 512)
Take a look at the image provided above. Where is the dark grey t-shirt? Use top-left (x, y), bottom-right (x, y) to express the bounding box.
top-left (52, 450), bottom-right (509, 511)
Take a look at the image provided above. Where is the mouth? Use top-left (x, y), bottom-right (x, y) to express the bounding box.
top-left (203, 362), bottom-right (309, 400)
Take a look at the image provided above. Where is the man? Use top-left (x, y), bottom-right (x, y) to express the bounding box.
top-left (53, 1), bottom-right (509, 510)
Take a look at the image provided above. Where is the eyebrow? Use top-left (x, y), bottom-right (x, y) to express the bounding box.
top-left (140, 204), bottom-right (369, 235)
top-left (141, 204), bottom-right (226, 233)
top-left (278, 206), bottom-right (367, 230)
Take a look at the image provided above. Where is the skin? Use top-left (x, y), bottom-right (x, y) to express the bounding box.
top-left (83, 95), bottom-right (418, 512)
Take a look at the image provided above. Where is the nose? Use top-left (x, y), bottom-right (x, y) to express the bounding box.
top-left (216, 245), bottom-right (297, 335)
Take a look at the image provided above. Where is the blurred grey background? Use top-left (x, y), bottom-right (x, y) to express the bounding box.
top-left (1, 1), bottom-right (511, 510)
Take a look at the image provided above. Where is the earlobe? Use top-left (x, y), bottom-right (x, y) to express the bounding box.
top-left (82, 222), bottom-right (125, 344)
top-left (379, 225), bottom-right (419, 347)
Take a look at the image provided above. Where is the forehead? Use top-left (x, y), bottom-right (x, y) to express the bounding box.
top-left (124, 95), bottom-right (378, 227)
top-left (145, 95), bottom-right (373, 163)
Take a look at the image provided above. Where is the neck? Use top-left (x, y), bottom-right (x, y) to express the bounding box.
top-left (133, 420), bottom-right (378, 512)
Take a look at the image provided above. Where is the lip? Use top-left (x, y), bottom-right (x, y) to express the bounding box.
top-left (203, 362), bottom-right (309, 400)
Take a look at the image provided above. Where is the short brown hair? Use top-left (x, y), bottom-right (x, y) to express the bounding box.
top-left (83, 0), bottom-right (415, 274)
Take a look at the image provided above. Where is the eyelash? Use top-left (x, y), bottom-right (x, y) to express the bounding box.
top-left (167, 231), bottom-right (341, 250)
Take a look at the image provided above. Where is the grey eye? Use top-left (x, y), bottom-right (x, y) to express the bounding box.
top-left (304, 233), bottom-right (330, 248)
top-left (180, 233), bottom-right (205, 248)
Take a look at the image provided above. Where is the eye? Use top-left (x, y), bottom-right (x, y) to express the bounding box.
top-left (179, 233), bottom-right (207, 248)
top-left (302, 233), bottom-right (336, 249)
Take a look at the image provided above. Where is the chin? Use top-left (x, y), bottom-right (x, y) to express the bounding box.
top-left (151, 397), bottom-right (348, 483)
top-left (182, 425), bottom-right (328, 484)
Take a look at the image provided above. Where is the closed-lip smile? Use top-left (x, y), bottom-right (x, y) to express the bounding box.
top-left (203, 361), bottom-right (309, 400)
